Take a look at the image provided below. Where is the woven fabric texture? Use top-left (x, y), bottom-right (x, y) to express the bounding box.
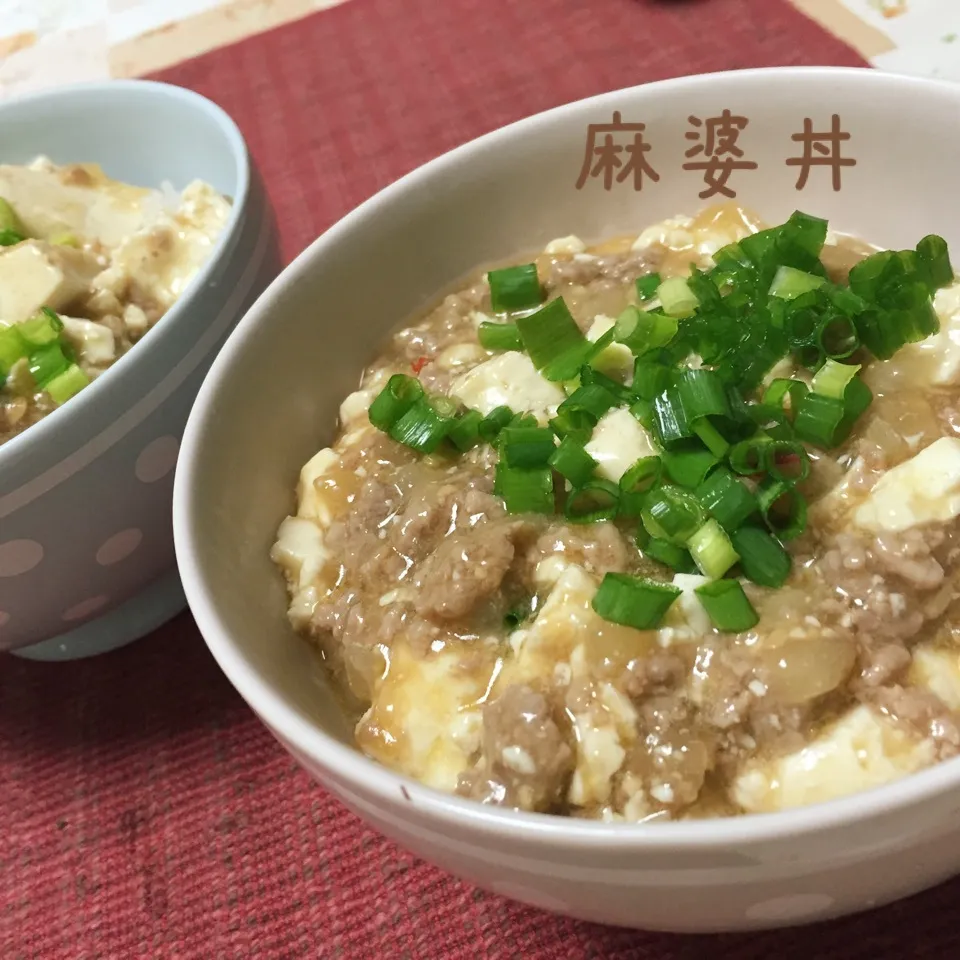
top-left (6, 1), bottom-right (949, 957)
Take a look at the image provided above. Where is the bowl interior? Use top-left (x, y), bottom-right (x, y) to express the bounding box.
top-left (179, 68), bottom-right (960, 780)
top-left (0, 80), bottom-right (241, 197)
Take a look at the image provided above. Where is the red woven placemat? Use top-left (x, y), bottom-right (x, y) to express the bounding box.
top-left (5, 1), bottom-right (949, 957)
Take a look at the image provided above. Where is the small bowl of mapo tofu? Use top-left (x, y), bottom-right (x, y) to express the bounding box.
top-left (0, 80), bottom-right (279, 659)
top-left (0, 160), bottom-right (231, 443)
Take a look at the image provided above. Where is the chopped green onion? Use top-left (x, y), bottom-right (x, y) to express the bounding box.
top-left (19, 308), bottom-right (64, 347)
top-left (579, 365), bottom-right (634, 404)
top-left (448, 409), bottom-right (483, 451)
top-left (725, 386), bottom-right (754, 434)
top-left (836, 376), bottom-right (873, 442)
top-left (424, 395), bottom-right (457, 417)
top-left (653, 389), bottom-right (691, 447)
top-left (479, 405), bottom-right (517, 443)
top-left (499, 426), bottom-right (556, 468)
top-left (549, 436), bottom-right (598, 486)
top-left (826, 285), bottom-right (867, 317)
top-left (694, 579), bottom-right (759, 632)
top-left (713, 240), bottom-right (750, 268)
top-left (758, 479), bottom-right (807, 540)
top-left (785, 306), bottom-right (820, 349)
top-left (27, 342), bottom-right (70, 388)
top-left (629, 397), bottom-right (656, 431)
top-left (0, 198), bottom-right (25, 247)
top-left (488, 263), bottom-right (543, 313)
top-left (389, 396), bottom-right (455, 453)
top-left (736, 345), bottom-right (787, 393)
top-left (549, 408), bottom-right (594, 442)
top-left (762, 378), bottom-right (808, 419)
top-left (687, 519), bottom-right (739, 579)
top-left (636, 521), bottom-right (650, 548)
top-left (795, 338), bottom-right (825, 368)
top-left (767, 212), bottom-right (829, 279)
top-left (368, 374), bottom-right (424, 431)
top-left (508, 412), bottom-right (538, 430)
top-left (765, 440), bottom-right (810, 482)
top-left (849, 307), bottom-right (894, 360)
top-left (696, 467), bottom-right (757, 533)
top-left (632, 357), bottom-right (670, 401)
top-left (44, 363), bottom-right (89, 404)
top-left (657, 277), bottom-right (700, 318)
top-left (558, 383), bottom-right (618, 423)
top-left (636, 273), bottom-right (662, 302)
top-left (849, 251), bottom-right (941, 360)
top-left (662, 443), bottom-right (718, 489)
top-left (515, 297), bottom-right (593, 381)
top-left (643, 537), bottom-right (695, 573)
top-left (504, 605), bottom-right (531, 630)
top-left (591, 573), bottom-right (681, 630)
top-left (916, 235), bottom-right (953, 293)
top-left (769, 265), bottom-right (825, 300)
top-left (674, 369), bottom-right (732, 426)
top-left (748, 403), bottom-right (794, 442)
top-left (811, 359), bottom-right (861, 400)
top-left (739, 227), bottom-right (779, 270)
top-left (783, 211), bottom-right (829, 261)
top-left (729, 436), bottom-right (770, 475)
top-left (614, 306), bottom-right (678, 355)
top-left (478, 321), bottom-right (523, 351)
top-left (578, 328), bottom-right (619, 377)
top-left (619, 456), bottom-right (662, 516)
top-left (730, 526), bottom-right (793, 587)
top-left (793, 392), bottom-right (845, 448)
top-left (589, 338), bottom-right (631, 382)
top-left (0, 324), bottom-right (28, 375)
top-left (692, 418), bottom-right (730, 458)
top-left (59, 338), bottom-right (76, 365)
top-left (689, 263), bottom-right (725, 307)
top-left (641, 484), bottom-right (706, 544)
top-left (0, 197), bottom-right (25, 236)
top-left (495, 463), bottom-right (555, 514)
top-left (817, 315), bottom-right (859, 360)
top-left (565, 478), bottom-right (620, 523)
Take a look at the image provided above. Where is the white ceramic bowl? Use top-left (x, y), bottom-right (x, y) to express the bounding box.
top-left (0, 80), bottom-right (280, 661)
top-left (174, 67), bottom-right (960, 932)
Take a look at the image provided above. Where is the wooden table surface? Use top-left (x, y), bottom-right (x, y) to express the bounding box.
top-left (0, 0), bottom-right (957, 100)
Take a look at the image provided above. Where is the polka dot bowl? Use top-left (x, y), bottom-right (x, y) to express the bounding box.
top-left (176, 68), bottom-right (960, 932)
top-left (0, 80), bottom-right (280, 661)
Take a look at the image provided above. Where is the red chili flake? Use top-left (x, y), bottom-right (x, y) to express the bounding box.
top-left (748, 454), bottom-right (801, 484)
top-left (411, 356), bottom-right (430, 374)
top-left (774, 452), bottom-right (802, 475)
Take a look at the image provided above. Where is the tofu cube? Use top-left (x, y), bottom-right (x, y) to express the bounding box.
top-left (585, 407), bottom-right (658, 483)
top-left (854, 436), bottom-right (960, 533)
top-left (0, 241), bottom-right (97, 325)
top-left (450, 350), bottom-right (565, 419)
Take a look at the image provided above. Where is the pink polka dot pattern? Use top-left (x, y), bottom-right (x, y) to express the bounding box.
top-left (0, 540), bottom-right (44, 578)
top-left (61, 595), bottom-right (110, 623)
top-left (96, 529), bottom-right (143, 566)
top-left (135, 436), bottom-right (180, 483)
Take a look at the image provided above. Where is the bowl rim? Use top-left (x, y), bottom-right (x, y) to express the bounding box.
top-left (175, 65), bottom-right (960, 849)
top-left (0, 78), bottom-right (250, 470)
